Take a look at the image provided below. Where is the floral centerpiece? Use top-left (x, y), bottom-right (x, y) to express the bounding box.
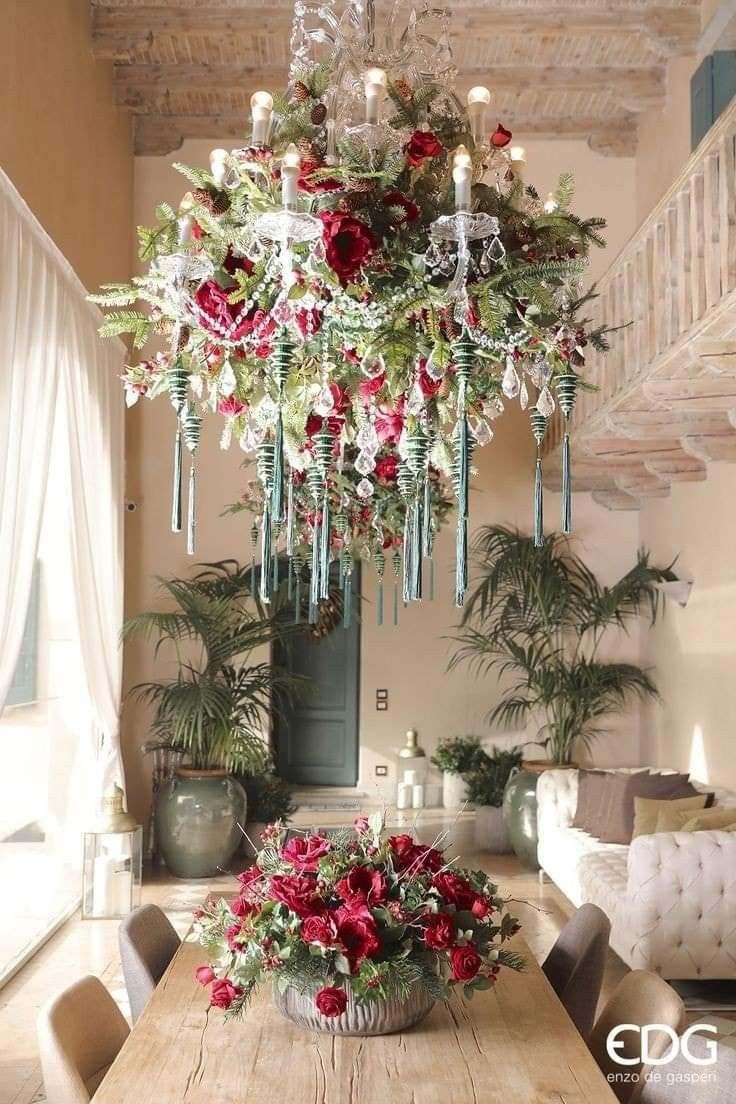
top-left (193, 814), bottom-right (523, 1034)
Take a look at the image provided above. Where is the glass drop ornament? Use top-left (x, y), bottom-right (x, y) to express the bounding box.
top-left (356, 421), bottom-right (379, 452)
top-left (219, 359), bottom-right (237, 397)
top-left (361, 352), bottom-right (386, 380)
top-left (502, 357), bottom-right (520, 399)
top-left (519, 377), bottom-right (529, 411)
top-left (357, 477), bottom-right (374, 499)
top-left (314, 383), bottom-right (335, 417)
top-left (355, 450), bottom-right (376, 476)
top-left (425, 346), bottom-right (445, 382)
top-left (537, 386), bottom-right (556, 417)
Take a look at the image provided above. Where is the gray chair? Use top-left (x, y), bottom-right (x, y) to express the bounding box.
top-left (639, 1033), bottom-right (734, 1103)
top-left (542, 903), bottom-right (611, 1040)
top-left (119, 904), bottom-right (181, 1023)
top-left (38, 975), bottom-right (129, 1104)
top-left (589, 970), bottom-right (685, 1104)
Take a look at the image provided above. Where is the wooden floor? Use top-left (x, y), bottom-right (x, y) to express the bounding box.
top-left (0, 807), bottom-right (634, 1104)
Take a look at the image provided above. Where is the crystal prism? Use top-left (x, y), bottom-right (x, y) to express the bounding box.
top-left (314, 383), bottom-right (335, 417)
top-left (502, 357), bottom-right (520, 399)
top-left (519, 378), bottom-right (529, 410)
top-left (537, 386), bottom-right (556, 417)
top-left (355, 450), bottom-right (376, 476)
top-left (488, 235), bottom-right (506, 263)
top-left (356, 421), bottom-right (379, 452)
top-left (219, 359), bottom-right (236, 397)
top-left (425, 346), bottom-right (445, 381)
top-left (357, 477), bottom-right (374, 499)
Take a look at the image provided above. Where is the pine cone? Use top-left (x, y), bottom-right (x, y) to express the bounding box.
top-left (297, 136), bottom-right (315, 157)
top-left (311, 102), bottom-right (327, 125)
top-left (191, 187), bottom-right (229, 216)
top-left (394, 78), bottom-right (413, 99)
top-left (291, 80), bottom-right (310, 104)
top-left (177, 325), bottom-right (191, 351)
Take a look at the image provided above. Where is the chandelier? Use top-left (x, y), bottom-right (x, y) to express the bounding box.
top-left (95, 0), bottom-right (607, 626)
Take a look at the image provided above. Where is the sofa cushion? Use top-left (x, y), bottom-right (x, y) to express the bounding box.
top-left (537, 826), bottom-right (627, 909)
top-left (632, 793), bottom-right (708, 838)
top-left (577, 847), bottom-right (629, 924)
top-left (597, 772), bottom-right (693, 844)
top-left (572, 769), bottom-right (607, 832)
top-left (659, 806), bottom-right (736, 833)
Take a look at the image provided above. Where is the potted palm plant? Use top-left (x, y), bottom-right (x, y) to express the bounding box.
top-left (464, 746), bottom-right (523, 852)
top-left (125, 561), bottom-right (301, 878)
top-left (450, 526), bottom-right (674, 867)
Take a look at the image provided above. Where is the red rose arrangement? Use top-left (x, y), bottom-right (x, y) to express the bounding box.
top-left (194, 813), bottom-right (523, 1020)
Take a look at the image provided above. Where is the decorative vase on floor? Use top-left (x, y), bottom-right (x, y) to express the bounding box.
top-left (273, 983), bottom-right (435, 1036)
top-left (502, 761), bottom-right (576, 870)
top-left (155, 768), bottom-right (246, 879)
top-left (473, 804), bottom-right (511, 853)
top-left (442, 771), bottom-right (469, 809)
top-left (242, 821), bottom-right (268, 863)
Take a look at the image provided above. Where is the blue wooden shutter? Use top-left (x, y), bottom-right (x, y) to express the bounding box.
top-left (6, 563), bottom-right (40, 707)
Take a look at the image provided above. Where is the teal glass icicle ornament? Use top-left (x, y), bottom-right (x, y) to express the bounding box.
top-left (374, 548), bottom-right (385, 626)
top-left (529, 406), bottom-right (548, 549)
top-left (167, 358), bottom-right (189, 534)
top-left (181, 403), bottom-right (201, 555)
top-left (257, 441), bottom-right (276, 603)
top-left (406, 429), bottom-right (429, 602)
top-left (249, 521), bottom-right (258, 595)
top-left (306, 464), bottom-right (324, 624)
top-left (313, 426), bottom-right (334, 602)
top-left (397, 462), bottom-right (415, 604)
top-left (392, 547), bottom-right (401, 626)
top-left (556, 372), bottom-right (578, 535)
top-left (270, 336), bottom-right (294, 524)
top-left (342, 554), bottom-right (353, 629)
top-left (451, 336), bottom-right (476, 607)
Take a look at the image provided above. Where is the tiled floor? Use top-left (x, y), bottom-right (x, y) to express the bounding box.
top-left (1, 807), bottom-right (731, 1104)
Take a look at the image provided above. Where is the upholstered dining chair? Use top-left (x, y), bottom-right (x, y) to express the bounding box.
top-left (639, 1033), bottom-right (734, 1103)
top-left (37, 975), bottom-right (129, 1104)
top-left (119, 903), bottom-right (181, 1023)
top-left (542, 903), bottom-right (611, 1040)
top-left (588, 970), bottom-right (685, 1104)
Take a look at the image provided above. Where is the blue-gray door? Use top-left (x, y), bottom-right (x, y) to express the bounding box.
top-left (274, 566), bottom-right (360, 786)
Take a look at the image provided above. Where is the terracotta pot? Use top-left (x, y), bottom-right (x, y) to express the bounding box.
top-left (273, 983), bottom-right (435, 1036)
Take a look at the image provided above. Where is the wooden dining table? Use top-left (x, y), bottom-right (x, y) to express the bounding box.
top-left (96, 928), bottom-right (618, 1103)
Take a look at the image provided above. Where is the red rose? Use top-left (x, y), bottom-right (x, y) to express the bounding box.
top-left (237, 866), bottom-right (263, 900)
top-left (383, 190), bottom-right (420, 224)
top-left (375, 397), bottom-right (405, 444)
top-left (358, 372), bottom-right (386, 405)
top-left (195, 965), bottom-right (215, 986)
top-left (302, 913), bottom-right (339, 946)
top-left (194, 280), bottom-right (262, 342)
top-left (471, 897), bottom-right (492, 920)
top-left (319, 210), bottom-right (376, 284)
top-left (209, 978), bottom-right (242, 1009)
top-left (450, 945), bottom-right (482, 982)
top-left (374, 455), bottom-right (398, 484)
top-left (230, 893), bottom-right (254, 918)
top-left (269, 874), bottom-right (323, 918)
top-left (223, 249), bottom-right (254, 277)
top-left (406, 130), bottom-right (444, 168)
top-left (405, 844), bottom-right (444, 874)
top-left (335, 905), bottom-right (380, 971)
top-left (417, 362), bottom-right (442, 398)
top-left (424, 912), bottom-right (455, 951)
top-left (490, 123), bottom-right (512, 149)
top-left (281, 834), bottom-right (332, 872)
top-left (315, 986), bottom-right (348, 1017)
top-left (225, 923), bottom-right (243, 951)
top-left (336, 865), bottom-right (387, 905)
top-left (388, 834), bottom-right (415, 860)
top-left (218, 395), bottom-right (246, 417)
top-left (433, 872), bottom-right (477, 911)
top-left (295, 306), bottom-right (322, 338)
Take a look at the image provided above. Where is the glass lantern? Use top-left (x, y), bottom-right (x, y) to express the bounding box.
top-left (82, 784), bottom-right (143, 919)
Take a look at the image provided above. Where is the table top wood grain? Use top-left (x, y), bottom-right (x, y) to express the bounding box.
top-left (96, 931), bottom-right (618, 1103)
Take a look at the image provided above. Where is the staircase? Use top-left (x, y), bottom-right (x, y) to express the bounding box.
top-left (543, 98), bottom-right (736, 511)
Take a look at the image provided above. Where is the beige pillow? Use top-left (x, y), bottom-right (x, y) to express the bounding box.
top-left (654, 804), bottom-right (736, 833)
top-left (632, 793), bottom-right (708, 838)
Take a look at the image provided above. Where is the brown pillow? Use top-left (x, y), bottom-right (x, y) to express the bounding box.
top-left (598, 772), bottom-right (694, 844)
top-left (572, 770), bottom-right (606, 831)
top-left (581, 771), bottom-right (616, 836)
top-left (632, 793), bottom-right (708, 838)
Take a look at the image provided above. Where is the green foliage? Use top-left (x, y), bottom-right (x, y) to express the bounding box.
top-left (450, 527), bottom-right (676, 763)
top-left (241, 773), bottom-right (296, 822)
top-left (463, 746), bottom-right (524, 807)
top-left (89, 283), bottom-right (139, 308)
top-left (98, 310), bottom-right (152, 349)
top-left (430, 734), bottom-right (483, 775)
top-left (126, 560), bottom-right (305, 772)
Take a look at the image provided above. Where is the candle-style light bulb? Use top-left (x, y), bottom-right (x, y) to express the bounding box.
top-left (453, 144), bottom-right (472, 211)
top-left (467, 86), bottom-right (491, 145)
top-left (363, 67), bottom-right (387, 125)
top-left (209, 148), bottom-right (229, 187)
top-left (544, 192), bottom-right (558, 214)
top-left (250, 90), bottom-right (274, 146)
top-left (509, 145), bottom-right (526, 181)
top-left (281, 142), bottom-right (301, 208)
top-left (177, 192), bottom-right (194, 244)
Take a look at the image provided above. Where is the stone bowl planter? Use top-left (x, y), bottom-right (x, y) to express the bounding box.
top-left (473, 804), bottom-right (511, 853)
top-left (273, 983), bottom-right (435, 1036)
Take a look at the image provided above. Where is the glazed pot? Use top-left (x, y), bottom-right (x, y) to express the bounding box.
top-left (442, 771), bottom-right (469, 809)
top-left (502, 761), bottom-right (577, 870)
top-left (273, 983), bottom-right (435, 1036)
top-left (473, 804), bottom-right (511, 853)
top-left (155, 768), bottom-right (246, 879)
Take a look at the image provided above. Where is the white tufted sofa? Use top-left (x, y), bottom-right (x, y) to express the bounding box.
top-left (537, 768), bottom-right (736, 980)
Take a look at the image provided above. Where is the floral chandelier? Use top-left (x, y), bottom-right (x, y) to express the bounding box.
top-left (94, 0), bottom-right (608, 626)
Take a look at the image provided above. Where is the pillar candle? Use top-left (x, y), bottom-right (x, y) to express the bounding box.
top-left (453, 145), bottom-right (472, 211)
top-left (250, 91), bottom-right (273, 146)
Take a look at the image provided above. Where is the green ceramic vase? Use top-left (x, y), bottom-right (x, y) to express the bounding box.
top-left (155, 769), bottom-right (246, 879)
top-left (502, 767), bottom-right (542, 870)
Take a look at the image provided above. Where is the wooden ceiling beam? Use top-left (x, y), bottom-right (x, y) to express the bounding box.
top-left (643, 376), bottom-right (736, 410)
top-left (133, 111), bottom-right (637, 156)
top-left (91, 5), bottom-right (699, 60)
top-left (591, 489), bottom-right (642, 511)
top-left (113, 62), bottom-right (664, 111)
top-left (603, 409), bottom-right (736, 438)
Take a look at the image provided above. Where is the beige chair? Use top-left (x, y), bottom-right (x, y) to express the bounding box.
top-left (542, 903), bottom-right (611, 1040)
top-left (38, 975), bottom-right (129, 1104)
top-left (588, 970), bottom-right (685, 1103)
top-left (639, 1033), bottom-right (734, 1103)
top-left (119, 903), bottom-right (181, 1022)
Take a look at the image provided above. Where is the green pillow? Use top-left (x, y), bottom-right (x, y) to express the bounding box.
top-left (654, 805), bottom-right (736, 833)
top-left (632, 793), bottom-right (708, 838)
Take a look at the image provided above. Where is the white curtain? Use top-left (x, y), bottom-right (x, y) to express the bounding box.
top-left (0, 166), bottom-right (126, 795)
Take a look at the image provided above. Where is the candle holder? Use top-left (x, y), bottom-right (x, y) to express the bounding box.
top-left (82, 785), bottom-right (142, 920)
top-left (426, 211), bottom-right (505, 306)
